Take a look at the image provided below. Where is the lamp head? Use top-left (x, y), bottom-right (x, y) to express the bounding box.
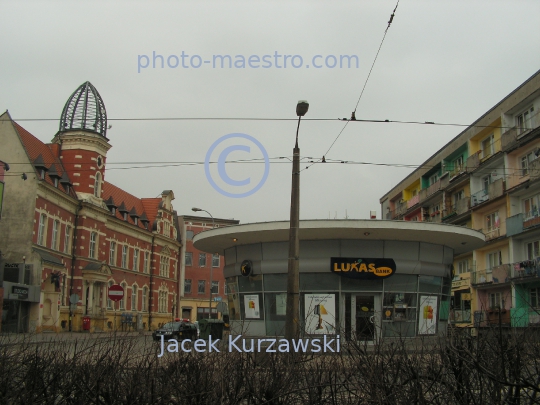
top-left (192, 207), bottom-right (202, 212)
top-left (3, 162), bottom-right (9, 171)
top-left (296, 100), bottom-right (309, 117)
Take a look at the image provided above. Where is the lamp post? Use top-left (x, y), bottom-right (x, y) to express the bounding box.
top-left (192, 207), bottom-right (216, 319)
top-left (285, 100), bottom-right (309, 340)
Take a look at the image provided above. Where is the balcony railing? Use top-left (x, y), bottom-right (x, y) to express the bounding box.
top-left (523, 210), bottom-right (540, 229)
top-left (509, 260), bottom-right (539, 279)
top-left (471, 178), bottom-right (505, 207)
top-left (471, 264), bottom-right (511, 285)
top-left (407, 194), bottom-right (420, 209)
top-left (451, 309), bottom-right (471, 323)
top-left (501, 109), bottom-right (540, 151)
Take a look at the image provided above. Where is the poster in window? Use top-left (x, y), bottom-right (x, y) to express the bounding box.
top-left (276, 293), bottom-right (287, 316)
top-left (244, 294), bottom-right (260, 319)
top-left (305, 294), bottom-right (336, 334)
top-left (418, 295), bottom-right (438, 335)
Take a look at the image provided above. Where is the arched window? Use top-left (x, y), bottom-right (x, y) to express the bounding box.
top-left (142, 286), bottom-right (148, 312)
top-left (107, 280), bottom-right (114, 309)
top-left (94, 172), bottom-right (101, 198)
top-left (89, 232), bottom-right (97, 259)
top-left (120, 282), bottom-right (127, 310)
top-left (131, 285), bottom-right (138, 311)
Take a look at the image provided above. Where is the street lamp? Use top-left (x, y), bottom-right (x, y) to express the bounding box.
top-left (285, 100), bottom-right (309, 340)
top-left (192, 207), bottom-right (216, 319)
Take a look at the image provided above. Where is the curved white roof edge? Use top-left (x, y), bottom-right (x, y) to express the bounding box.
top-left (193, 219), bottom-right (485, 256)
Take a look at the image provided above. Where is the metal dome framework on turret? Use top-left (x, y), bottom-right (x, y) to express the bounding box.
top-left (59, 81), bottom-right (108, 137)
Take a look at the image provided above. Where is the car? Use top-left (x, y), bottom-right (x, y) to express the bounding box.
top-left (152, 320), bottom-right (197, 341)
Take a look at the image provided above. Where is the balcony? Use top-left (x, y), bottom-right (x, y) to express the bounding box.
top-left (471, 264), bottom-right (510, 285)
top-left (501, 109), bottom-right (540, 151)
top-left (407, 194), bottom-right (420, 209)
top-left (471, 178), bottom-right (505, 207)
top-left (530, 158), bottom-right (540, 181)
top-left (523, 210), bottom-right (540, 230)
top-left (466, 152), bottom-right (481, 172)
top-left (506, 213), bottom-right (523, 237)
top-left (509, 259), bottom-right (539, 279)
top-left (450, 309), bottom-right (471, 324)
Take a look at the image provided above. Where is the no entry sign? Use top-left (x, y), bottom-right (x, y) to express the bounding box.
top-left (108, 284), bottom-right (124, 302)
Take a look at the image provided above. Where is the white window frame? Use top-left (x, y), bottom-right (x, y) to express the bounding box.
top-left (531, 287), bottom-right (540, 308)
top-left (211, 281), bottom-right (219, 294)
top-left (89, 232), bottom-right (97, 259)
top-left (212, 253), bottom-right (220, 268)
top-left (481, 134), bottom-right (495, 159)
top-left (121, 245), bottom-right (128, 268)
top-left (199, 253), bottom-right (207, 267)
top-left (526, 240), bottom-right (540, 260)
top-left (184, 279), bottom-right (192, 294)
top-left (51, 220), bottom-right (60, 250)
top-left (486, 250), bottom-right (501, 271)
top-left (489, 292), bottom-right (502, 309)
top-left (457, 259), bottom-right (470, 274)
top-left (198, 280), bottom-right (205, 294)
top-left (143, 252), bottom-right (149, 274)
top-left (516, 106), bottom-right (534, 135)
top-left (109, 241), bottom-right (116, 266)
top-left (38, 213), bottom-right (47, 246)
top-left (486, 211), bottom-right (499, 232)
top-left (64, 225), bottom-right (71, 254)
top-left (133, 249), bottom-right (139, 272)
top-left (185, 252), bottom-right (193, 266)
top-left (142, 287), bottom-right (148, 312)
top-left (160, 255), bottom-right (169, 277)
top-left (131, 285), bottom-right (138, 311)
top-left (119, 282), bottom-right (127, 310)
top-left (94, 172), bottom-right (101, 198)
top-left (429, 173), bottom-right (439, 186)
top-left (107, 281), bottom-right (114, 309)
top-left (521, 152), bottom-right (536, 176)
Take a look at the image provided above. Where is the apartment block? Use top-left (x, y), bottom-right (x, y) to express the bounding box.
top-left (380, 69), bottom-right (540, 330)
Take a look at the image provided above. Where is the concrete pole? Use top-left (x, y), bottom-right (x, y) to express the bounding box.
top-left (285, 116), bottom-right (302, 340)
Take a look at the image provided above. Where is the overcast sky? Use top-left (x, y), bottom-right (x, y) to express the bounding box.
top-left (2, 0), bottom-right (540, 224)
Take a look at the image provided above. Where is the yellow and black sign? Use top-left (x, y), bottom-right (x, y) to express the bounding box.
top-left (330, 257), bottom-right (396, 280)
top-left (240, 260), bottom-right (253, 277)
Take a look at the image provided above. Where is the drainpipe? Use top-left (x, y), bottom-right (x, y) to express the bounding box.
top-left (148, 235), bottom-right (155, 331)
top-left (69, 201), bottom-right (82, 332)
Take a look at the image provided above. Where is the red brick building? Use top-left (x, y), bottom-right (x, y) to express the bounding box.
top-left (0, 82), bottom-right (181, 332)
top-left (178, 215), bottom-right (239, 321)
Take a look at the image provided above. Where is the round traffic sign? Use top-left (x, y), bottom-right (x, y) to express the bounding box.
top-left (108, 284), bottom-right (124, 302)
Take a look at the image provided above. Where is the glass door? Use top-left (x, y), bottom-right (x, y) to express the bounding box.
top-left (342, 293), bottom-right (380, 342)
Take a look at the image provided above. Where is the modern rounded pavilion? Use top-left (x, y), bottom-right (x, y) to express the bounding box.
top-left (193, 220), bottom-right (484, 341)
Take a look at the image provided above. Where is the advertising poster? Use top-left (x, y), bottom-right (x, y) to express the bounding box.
top-left (305, 294), bottom-right (336, 334)
top-left (418, 295), bottom-right (438, 335)
top-left (244, 294), bottom-right (260, 319)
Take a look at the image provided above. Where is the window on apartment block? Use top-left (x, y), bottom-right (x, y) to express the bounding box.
top-left (185, 252), bottom-right (193, 266)
top-left (526, 241), bottom-right (540, 260)
top-left (530, 287), bottom-right (540, 308)
top-left (199, 253), bottom-right (207, 267)
top-left (428, 173), bottom-right (439, 186)
top-left (454, 190), bottom-right (465, 204)
top-left (486, 212), bottom-right (499, 231)
top-left (516, 106), bottom-right (534, 135)
top-left (121, 245), bottom-right (128, 268)
top-left (64, 225), bottom-right (71, 254)
top-left (457, 259), bottom-right (470, 274)
top-left (184, 279), bottom-right (192, 294)
top-left (198, 280), bottom-right (205, 294)
top-left (89, 232), bottom-right (97, 259)
top-left (51, 220), bottom-right (60, 250)
top-left (453, 156), bottom-right (464, 172)
top-left (38, 213), bottom-right (47, 246)
top-left (481, 134), bottom-right (495, 159)
top-left (143, 252), bottom-right (149, 274)
top-left (109, 241), bottom-right (116, 266)
top-left (521, 152), bottom-right (536, 176)
top-left (211, 281), bottom-right (219, 294)
top-left (489, 292), bottom-right (502, 309)
top-left (523, 195), bottom-right (540, 219)
top-left (482, 175), bottom-right (492, 193)
top-left (131, 285), bottom-right (138, 311)
top-left (486, 251), bottom-right (502, 271)
top-left (212, 253), bottom-right (220, 267)
top-left (186, 230), bottom-right (194, 241)
top-left (142, 287), bottom-right (148, 312)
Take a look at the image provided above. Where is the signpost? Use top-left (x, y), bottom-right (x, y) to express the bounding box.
top-left (108, 285), bottom-right (124, 331)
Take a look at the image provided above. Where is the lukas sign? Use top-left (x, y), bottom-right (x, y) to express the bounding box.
top-left (330, 258), bottom-right (396, 280)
